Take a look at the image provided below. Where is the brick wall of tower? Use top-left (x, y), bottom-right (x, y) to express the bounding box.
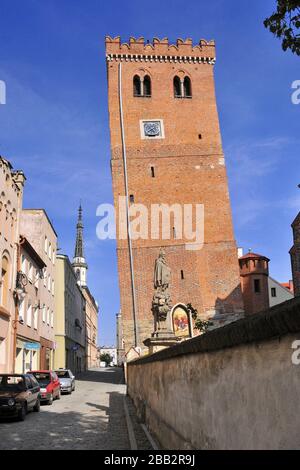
top-left (106, 36), bottom-right (244, 353)
top-left (290, 213), bottom-right (300, 297)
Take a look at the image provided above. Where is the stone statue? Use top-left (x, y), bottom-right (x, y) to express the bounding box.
top-left (152, 249), bottom-right (172, 334)
top-left (154, 249), bottom-right (171, 289)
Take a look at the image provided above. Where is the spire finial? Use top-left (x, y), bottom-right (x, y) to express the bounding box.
top-left (74, 203), bottom-right (84, 258)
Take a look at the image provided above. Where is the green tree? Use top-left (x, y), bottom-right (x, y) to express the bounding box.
top-left (264, 0), bottom-right (300, 55)
top-left (100, 353), bottom-right (113, 365)
top-left (186, 303), bottom-right (213, 333)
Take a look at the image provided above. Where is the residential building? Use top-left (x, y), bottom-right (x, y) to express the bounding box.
top-left (15, 236), bottom-right (46, 373)
top-left (0, 157), bottom-right (25, 373)
top-left (20, 209), bottom-right (57, 368)
top-left (268, 277), bottom-right (294, 308)
top-left (72, 205), bottom-right (98, 369)
top-left (54, 254), bottom-right (86, 373)
top-left (106, 36), bottom-right (244, 354)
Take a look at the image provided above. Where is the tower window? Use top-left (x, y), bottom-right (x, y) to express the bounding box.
top-left (174, 76), bottom-right (181, 98)
top-left (184, 76), bottom-right (192, 98)
top-left (181, 270), bottom-right (184, 280)
top-left (198, 134), bottom-right (202, 140)
top-left (133, 75), bottom-right (141, 97)
top-left (129, 194), bottom-right (134, 203)
top-left (271, 287), bottom-right (277, 297)
top-left (133, 75), bottom-right (151, 98)
top-left (143, 75), bottom-right (151, 97)
top-left (151, 166), bottom-right (155, 178)
top-left (254, 279), bottom-right (261, 293)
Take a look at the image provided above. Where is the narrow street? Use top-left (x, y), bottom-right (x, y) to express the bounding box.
top-left (0, 368), bottom-right (150, 450)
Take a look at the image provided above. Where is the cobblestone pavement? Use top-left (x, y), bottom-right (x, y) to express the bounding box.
top-left (0, 368), bottom-right (135, 450)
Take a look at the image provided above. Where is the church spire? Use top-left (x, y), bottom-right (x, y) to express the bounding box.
top-left (72, 203), bottom-right (88, 287)
top-left (74, 204), bottom-right (84, 259)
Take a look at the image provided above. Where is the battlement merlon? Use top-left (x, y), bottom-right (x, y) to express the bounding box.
top-left (105, 36), bottom-right (216, 64)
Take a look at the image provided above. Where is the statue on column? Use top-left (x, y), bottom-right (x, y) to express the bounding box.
top-left (152, 249), bottom-right (172, 334)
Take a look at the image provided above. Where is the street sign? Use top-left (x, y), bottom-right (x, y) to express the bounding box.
top-left (24, 342), bottom-right (41, 351)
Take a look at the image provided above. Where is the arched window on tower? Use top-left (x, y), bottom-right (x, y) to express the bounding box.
top-left (174, 76), bottom-right (181, 98)
top-left (143, 75), bottom-right (151, 97)
top-left (183, 76), bottom-right (192, 98)
top-left (133, 75), bottom-right (141, 97)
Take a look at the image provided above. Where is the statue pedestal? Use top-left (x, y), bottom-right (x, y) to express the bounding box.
top-left (143, 334), bottom-right (181, 355)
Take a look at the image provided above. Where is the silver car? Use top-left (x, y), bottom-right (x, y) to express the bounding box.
top-left (55, 369), bottom-right (75, 394)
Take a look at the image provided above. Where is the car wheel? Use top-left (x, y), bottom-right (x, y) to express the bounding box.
top-left (48, 394), bottom-right (53, 405)
top-left (18, 403), bottom-right (27, 421)
top-left (33, 399), bottom-right (40, 412)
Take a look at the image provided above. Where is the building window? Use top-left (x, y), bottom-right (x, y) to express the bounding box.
top-left (52, 280), bottom-right (55, 296)
top-left (44, 269), bottom-right (47, 288)
top-left (143, 75), bottom-right (151, 97)
top-left (48, 243), bottom-right (52, 260)
top-left (28, 262), bottom-right (33, 282)
top-left (183, 76), bottom-right (192, 97)
top-left (42, 305), bottom-right (46, 323)
top-left (44, 237), bottom-right (48, 254)
top-left (271, 287), bottom-right (277, 298)
top-left (133, 75), bottom-right (141, 96)
top-left (48, 275), bottom-right (51, 292)
top-left (34, 307), bottom-right (38, 330)
top-left (0, 255), bottom-right (10, 308)
top-left (51, 311), bottom-right (54, 328)
top-left (134, 74), bottom-right (151, 97)
top-left (254, 279), bottom-right (261, 293)
top-left (181, 270), bottom-right (184, 280)
top-left (129, 194), bottom-right (134, 203)
top-left (47, 308), bottom-right (50, 326)
top-left (174, 76), bottom-right (181, 97)
top-left (151, 166), bottom-right (155, 178)
top-left (27, 302), bottom-right (32, 327)
top-left (21, 254), bottom-right (27, 274)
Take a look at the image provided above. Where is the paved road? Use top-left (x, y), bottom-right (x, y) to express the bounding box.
top-left (0, 368), bottom-right (133, 450)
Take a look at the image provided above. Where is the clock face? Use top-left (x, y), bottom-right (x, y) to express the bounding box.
top-left (144, 121), bottom-right (161, 137)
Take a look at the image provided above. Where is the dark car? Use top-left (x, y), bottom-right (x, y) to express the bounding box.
top-left (0, 374), bottom-right (40, 421)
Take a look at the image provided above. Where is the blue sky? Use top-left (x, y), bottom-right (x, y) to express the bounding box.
top-left (0, 0), bottom-right (299, 345)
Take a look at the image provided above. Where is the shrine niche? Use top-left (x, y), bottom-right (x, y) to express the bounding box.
top-left (172, 304), bottom-right (191, 338)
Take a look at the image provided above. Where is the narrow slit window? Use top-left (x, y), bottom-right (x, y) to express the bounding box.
top-left (144, 75), bottom-right (151, 97)
top-left (174, 76), bottom-right (181, 98)
top-left (254, 279), bottom-right (261, 293)
top-left (181, 270), bottom-right (184, 280)
top-left (129, 194), bottom-right (134, 203)
top-left (151, 166), bottom-right (155, 178)
top-left (184, 76), bottom-right (192, 97)
top-left (133, 75), bottom-right (141, 97)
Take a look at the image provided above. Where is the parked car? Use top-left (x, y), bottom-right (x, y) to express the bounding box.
top-left (0, 374), bottom-right (40, 421)
top-left (55, 369), bottom-right (75, 394)
top-left (29, 370), bottom-right (61, 405)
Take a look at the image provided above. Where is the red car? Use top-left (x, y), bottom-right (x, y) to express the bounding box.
top-left (29, 370), bottom-right (61, 405)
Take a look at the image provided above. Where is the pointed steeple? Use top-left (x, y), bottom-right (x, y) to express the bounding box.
top-left (72, 203), bottom-right (88, 287)
top-left (74, 204), bottom-right (84, 259)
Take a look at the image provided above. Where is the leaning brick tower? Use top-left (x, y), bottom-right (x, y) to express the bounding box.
top-left (105, 36), bottom-right (244, 355)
